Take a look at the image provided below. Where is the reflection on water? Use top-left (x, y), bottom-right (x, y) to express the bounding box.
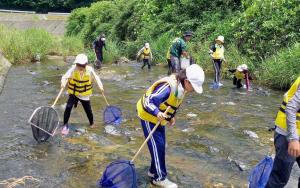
top-left (0, 58), bottom-right (298, 187)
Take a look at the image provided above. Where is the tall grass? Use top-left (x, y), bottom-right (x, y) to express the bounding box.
top-left (84, 40), bottom-right (123, 64)
top-left (0, 25), bottom-right (84, 64)
top-left (260, 43), bottom-right (300, 89)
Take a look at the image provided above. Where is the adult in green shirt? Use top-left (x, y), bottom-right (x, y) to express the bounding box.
top-left (169, 31), bottom-right (193, 73)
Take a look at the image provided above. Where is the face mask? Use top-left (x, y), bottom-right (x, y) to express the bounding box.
top-left (101, 38), bottom-right (106, 41)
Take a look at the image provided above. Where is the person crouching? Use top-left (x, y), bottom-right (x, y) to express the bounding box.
top-left (60, 54), bottom-right (104, 135)
top-left (229, 64), bottom-right (252, 89)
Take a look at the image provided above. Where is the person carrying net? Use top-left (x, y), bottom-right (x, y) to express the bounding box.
top-left (136, 64), bottom-right (205, 187)
top-left (60, 54), bottom-right (104, 135)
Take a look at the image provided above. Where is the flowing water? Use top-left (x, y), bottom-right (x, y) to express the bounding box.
top-left (0, 57), bottom-right (298, 188)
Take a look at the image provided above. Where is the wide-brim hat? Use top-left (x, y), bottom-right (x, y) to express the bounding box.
top-left (74, 54), bottom-right (88, 65)
top-left (215, 35), bottom-right (224, 43)
top-left (186, 64), bottom-right (205, 94)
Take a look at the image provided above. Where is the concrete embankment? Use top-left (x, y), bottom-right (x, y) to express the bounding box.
top-left (0, 12), bottom-right (68, 35)
top-left (0, 53), bottom-right (11, 93)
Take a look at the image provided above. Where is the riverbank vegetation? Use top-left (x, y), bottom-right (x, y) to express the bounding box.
top-left (0, 25), bottom-right (84, 64)
top-left (65, 0), bottom-right (299, 89)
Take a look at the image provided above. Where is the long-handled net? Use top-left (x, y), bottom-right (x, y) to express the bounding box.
top-left (28, 88), bottom-right (64, 142)
top-left (101, 91), bottom-right (122, 126)
top-left (248, 155), bottom-right (273, 188)
top-left (98, 107), bottom-right (170, 188)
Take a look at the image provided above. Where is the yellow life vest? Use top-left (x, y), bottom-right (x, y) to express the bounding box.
top-left (235, 71), bottom-right (245, 80)
top-left (275, 76), bottom-right (300, 135)
top-left (136, 75), bottom-right (184, 125)
top-left (212, 44), bottom-right (224, 60)
top-left (67, 69), bottom-right (93, 96)
top-left (142, 48), bottom-right (151, 59)
top-left (166, 47), bottom-right (171, 60)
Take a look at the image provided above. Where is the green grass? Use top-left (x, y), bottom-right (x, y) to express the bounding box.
top-left (0, 25), bottom-right (84, 64)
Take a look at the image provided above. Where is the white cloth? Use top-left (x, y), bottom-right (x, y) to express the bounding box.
top-left (61, 65), bottom-right (103, 100)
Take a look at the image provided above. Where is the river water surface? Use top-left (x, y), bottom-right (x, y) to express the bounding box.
top-left (0, 58), bottom-right (298, 188)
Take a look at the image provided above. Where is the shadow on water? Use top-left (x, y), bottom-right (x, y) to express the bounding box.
top-left (0, 58), bottom-right (298, 187)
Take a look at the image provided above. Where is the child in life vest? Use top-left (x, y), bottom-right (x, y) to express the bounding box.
top-left (136, 64), bottom-right (205, 188)
top-left (229, 64), bottom-right (252, 90)
top-left (60, 54), bottom-right (104, 135)
top-left (209, 35), bottom-right (226, 86)
top-left (137, 42), bottom-right (153, 70)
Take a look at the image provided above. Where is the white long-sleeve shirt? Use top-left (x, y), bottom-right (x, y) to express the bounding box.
top-left (61, 65), bottom-right (103, 100)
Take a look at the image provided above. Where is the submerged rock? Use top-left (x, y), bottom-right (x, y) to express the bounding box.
top-left (104, 125), bottom-right (122, 136)
top-left (186, 113), bottom-right (197, 118)
top-left (209, 146), bottom-right (220, 153)
top-left (228, 156), bottom-right (248, 171)
top-left (182, 128), bottom-right (195, 133)
top-left (64, 143), bottom-right (89, 152)
top-left (115, 57), bottom-right (130, 64)
top-left (87, 133), bottom-right (114, 146)
top-left (42, 80), bottom-right (50, 86)
top-left (28, 70), bottom-right (37, 75)
top-left (221, 101), bottom-right (236, 106)
top-left (243, 130), bottom-right (259, 139)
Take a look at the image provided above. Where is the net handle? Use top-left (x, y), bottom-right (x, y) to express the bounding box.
top-left (97, 81), bottom-right (110, 106)
top-left (51, 87), bottom-right (64, 108)
top-left (101, 91), bottom-right (110, 106)
top-left (131, 106), bottom-right (171, 162)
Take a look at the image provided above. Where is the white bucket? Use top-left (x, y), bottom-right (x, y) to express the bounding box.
top-left (180, 57), bottom-right (190, 69)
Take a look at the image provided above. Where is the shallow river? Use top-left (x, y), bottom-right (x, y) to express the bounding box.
top-left (0, 57), bottom-right (298, 187)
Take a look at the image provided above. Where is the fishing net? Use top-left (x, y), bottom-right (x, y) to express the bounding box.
top-left (28, 106), bottom-right (59, 142)
top-left (98, 160), bottom-right (137, 188)
top-left (103, 106), bottom-right (122, 126)
top-left (248, 155), bottom-right (273, 188)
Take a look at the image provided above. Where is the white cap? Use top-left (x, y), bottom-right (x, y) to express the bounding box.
top-left (186, 64), bottom-right (205, 94)
top-left (240, 64), bottom-right (248, 70)
top-left (74, 54), bottom-right (88, 65)
top-left (215, 35), bottom-right (224, 43)
top-left (237, 65), bottom-right (243, 72)
top-left (145, 43), bottom-right (150, 48)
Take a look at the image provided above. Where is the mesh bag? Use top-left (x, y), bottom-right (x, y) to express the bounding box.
top-left (28, 106), bottom-right (59, 142)
top-left (103, 106), bottom-right (122, 126)
top-left (248, 156), bottom-right (273, 188)
top-left (98, 160), bottom-right (137, 188)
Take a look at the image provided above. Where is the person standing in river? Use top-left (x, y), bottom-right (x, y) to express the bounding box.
top-left (169, 31), bottom-right (193, 73)
top-left (60, 54), bottom-right (104, 135)
top-left (209, 35), bottom-right (226, 87)
top-left (93, 33), bottom-right (106, 69)
top-left (137, 42), bottom-right (153, 70)
top-left (266, 76), bottom-right (300, 188)
top-left (136, 64), bottom-right (205, 188)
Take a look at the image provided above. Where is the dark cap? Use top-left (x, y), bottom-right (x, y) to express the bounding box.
top-left (100, 33), bottom-right (105, 38)
top-left (183, 31), bottom-right (193, 37)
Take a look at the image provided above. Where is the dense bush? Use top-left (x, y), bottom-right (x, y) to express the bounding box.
top-left (65, 0), bottom-right (300, 88)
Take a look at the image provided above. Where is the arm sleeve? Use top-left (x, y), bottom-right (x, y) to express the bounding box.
top-left (89, 66), bottom-right (103, 88)
top-left (228, 69), bottom-right (236, 73)
top-left (180, 40), bottom-right (187, 53)
top-left (137, 47), bottom-right (144, 57)
top-left (210, 44), bottom-right (216, 52)
top-left (61, 65), bottom-right (75, 85)
top-left (143, 83), bottom-right (171, 116)
top-left (92, 40), bottom-right (97, 49)
top-left (286, 87), bottom-right (300, 141)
